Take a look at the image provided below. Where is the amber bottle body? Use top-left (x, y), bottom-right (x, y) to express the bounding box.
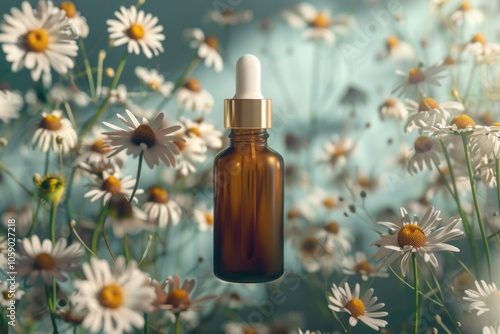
top-left (214, 129), bottom-right (284, 283)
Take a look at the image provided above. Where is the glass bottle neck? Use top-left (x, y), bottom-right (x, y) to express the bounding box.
top-left (229, 129), bottom-right (268, 145)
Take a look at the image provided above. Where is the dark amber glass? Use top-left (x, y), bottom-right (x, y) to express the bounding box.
top-left (214, 129), bottom-right (284, 283)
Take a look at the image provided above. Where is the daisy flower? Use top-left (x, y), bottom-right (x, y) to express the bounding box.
top-left (328, 282), bottom-right (388, 330)
top-left (194, 205), bottom-right (214, 231)
top-left (72, 257), bottom-right (155, 334)
top-left (49, 83), bottom-right (90, 107)
top-left (464, 33), bottom-right (500, 63)
top-left (105, 194), bottom-right (149, 237)
top-left (206, 9), bottom-right (253, 26)
top-left (449, 1), bottom-right (484, 26)
top-left (407, 135), bottom-right (442, 175)
top-left (475, 156), bottom-right (496, 187)
top-left (314, 220), bottom-right (352, 253)
top-left (343, 252), bottom-right (389, 281)
top-left (405, 97), bottom-right (463, 133)
top-left (32, 110), bottom-right (77, 154)
top-left (393, 63), bottom-right (447, 97)
top-left (463, 280), bottom-right (500, 316)
top-left (294, 227), bottom-right (336, 274)
top-left (378, 97), bottom-right (408, 120)
top-left (318, 135), bottom-right (355, 169)
top-left (281, 3), bottom-right (355, 45)
top-left (177, 78), bottom-right (214, 113)
top-left (135, 66), bottom-right (174, 98)
top-left (107, 6), bottom-right (164, 58)
top-left (470, 123), bottom-right (500, 159)
top-left (18, 235), bottom-right (84, 284)
top-left (175, 134), bottom-right (208, 176)
top-left (84, 170), bottom-right (143, 204)
top-left (431, 114), bottom-right (476, 137)
top-left (103, 110), bottom-right (183, 169)
top-left (181, 117), bottom-right (223, 149)
top-left (2, 204), bottom-right (32, 236)
top-left (103, 84), bottom-right (129, 105)
top-left (0, 1), bottom-right (78, 85)
top-left (372, 206), bottom-right (463, 276)
top-left (0, 90), bottom-right (23, 123)
top-left (383, 35), bottom-right (415, 62)
top-left (58, 1), bottom-right (89, 38)
top-left (74, 127), bottom-right (125, 169)
top-left (185, 28), bottom-right (223, 72)
top-left (484, 326), bottom-right (500, 334)
top-left (141, 185), bottom-right (182, 227)
top-left (0, 281), bottom-right (24, 307)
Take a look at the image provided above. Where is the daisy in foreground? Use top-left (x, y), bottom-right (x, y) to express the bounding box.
top-left (32, 110), bottom-right (77, 154)
top-left (107, 6), bottom-right (165, 58)
top-left (141, 185), bottom-right (182, 227)
top-left (0, 90), bottom-right (23, 123)
top-left (71, 257), bottom-right (155, 334)
top-left (328, 282), bottom-right (388, 330)
top-left (103, 110), bottom-right (184, 169)
top-left (463, 280), bottom-right (500, 316)
top-left (372, 206), bottom-right (463, 276)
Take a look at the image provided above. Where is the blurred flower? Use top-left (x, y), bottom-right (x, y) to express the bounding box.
top-left (1, 204), bottom-right (32, 236)
top-left (174, 134), bottom-right (207, 176)
top-left (74, 127), bottom-right (125, 169)
top-left (107, 6), bottom-right (164, 58)
top-left (223, 322), bottom-right (270, 334)
top-left (181, 117), bottom-right (222, 149)
top-left (315, 220), bottom-right (352, 253)
top-left (185, 28), bottom-right (223, 72)
top-left (464, 280), bottom-right (500, 316)
top-left (206, 9), bottom-right (253, 26)
top-left (343, 252), bottom-right (389, 281)
top-left (383, 35), bottom-right (415, 62)
top-left (58, 1), bottom-right (89, 38)
top-left (105, 193), bottom-right (149, 237)
top-left (294, 226), bottom-right (337, 274)
top-left (33, 173), bottom-right (66, 204)
top-left (281, 3), bottom-right (355, 44)
top-left (449, 1), bottom-right (484, 26)
top-left (84, 170), bottom-right (143, 204)
top-left (484, 326), bottom-right (500, 334)
top-left (103, 110), bottom-right (183, 169)
top-left (49, 83), bottom-right (90, 107)
top-left (135, 66), bottom-right (174, 98)
top-left (475, 156), bottom-right (496, 187)
top-left (328, 282), bottom-right (388, 330)
top-left (103, 84), bottom-right (129, 105)
top-left (425, 165), bottom-right (470, 199)
top-left (0, 90), bottom-right (23, 123)
top-left (72, 257), bottom-right (155, 334)
top-left (141, 185), bottom-right (181, 227)
top-left (464, 33), bottom-right (500, 63)
top-left (177, 78), bottom-right (214, 113)
top-left (378, 97), bottom-right (408, 120)
top-left (405, 97), bottom-right (463, 133)
top-left (194, 205), bottom-right (214, 231)
top-left (18, 235), bottom-right (83, 284)
top-left (393, 63), bottom-right (447, 97)
top-left (318, 135), bottom-right (355, 169)
top-left (470, 123), bottom-right (500, 159)
top-left (0, 281), bottom-right (24, 307)
top-left (407, 136), bottom-right (441, 174)
top-left (372, 206), bottom-right (463, 276)
top-left (340, 86), bottom-right (367, 106)
top-left (431, 114), bottom-right (476, 136)
top-left (0, 1), bottom-right (78, 85)
top-left (32, 110), bottom-right (77, 154)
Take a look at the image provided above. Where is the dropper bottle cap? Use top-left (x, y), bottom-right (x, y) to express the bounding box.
top-left (224, 54), bottom-right (272, 129)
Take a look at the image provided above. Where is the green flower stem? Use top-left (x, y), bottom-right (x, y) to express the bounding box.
top-left (412, 253), bottom-right (419, 334)
top-left (496, 159), bottom-right (500, 212)
top-left (102, 221), bottom-right (116, 262)
top-left (345, 325), bottom-right (352, 334)
top-left (78, 38), bottom-right (96, 101)
top-left (49, 202), bottom-right (57, 244)
top-left (129, 151), bottom-right (144, 203)
top-left (144, 315), bottom-right (149, 334)
top-left (462, 135), bottom-right (492, 280)
top-left (28, 200), bottom-right (41, 237)
top-left (174, 315), bottom-right (182, 334)
top-left (123, 234), bottom-right (131, 263)
top-left (45, 285), bottom-right (59, 334)
top-left (91, 206), bottom-right (108, 256)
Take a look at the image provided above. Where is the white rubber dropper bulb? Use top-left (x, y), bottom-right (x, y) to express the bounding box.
top-left (233, 54), bottom-right (264, 99)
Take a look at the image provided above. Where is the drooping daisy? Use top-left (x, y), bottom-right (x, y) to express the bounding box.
top-left (449, 1), bottom-right (484, 26)
top-left (58, 1), bottom-right (89, 38)
top-left (0, 281), bottom-right (24, 307)
top-left (383, 35), bottom-right (415, 62)
top-left (464, 280), bottom-right (500, 316)
top-left (464, 33), bottom-right (500, 63)
top-left (0, 1), bottom-right (78, 85)
top-left (18, 235), bottom-right (84, 284)
top-left (407, 135), bottom-right (442, 174)
top-left (181, 117), bottom-right (223, 149)
top-left (378, 97), bottom-right (408, 120)
top-left (328, 282), bottom-right (388, 330)
top-left (185, 28), bottom-right (223, 72)
top-left (405, 97), bottom-right (463, 133)
top-left (1, 204), bottom-right (32, 236)
top-left (32, 110), bottom-right (77, 154)
top-left (49, 83), bottom-right (90, 107)
top-left (281, 3), bottom-right (355, 45)
top-left (0, 90), bottom-right (23, 123)
top-left (103, 110), bottom-right (183, 169)
top-left (105, 194), bottom-right (150, 237)
top-left (74, 127), bottom-right (125, 169)
top-left (372, 206), bottom-right (463, 276)
top-left (72, 257), bottom-right (155, 334)
top-left (343, 252), bottom-right (389, 281)
top-left (194, 205), bottom-right (214, 231)
top-left (206, 9), bottom-right (253, 26)
top-left (483, 326), bottom-right (500, 334)
top-left (318, 135), bottom-right (355, 169)
top-left (431, 114), bottom-right (476, 137)
top-left (393, 63), bottom-right (447, 97)
top-left (141, 185), bottom-right (182, 227)
top-left (135, 66), bottom-right (174, 98)
top-left (177, 78), bottom-right (214, 113)
top-left (107, 6), bottom-right (164, 58)
top-left (84, 170), bottom-right (143, 204)
top-left (175, 134), bottom-right (208, 176)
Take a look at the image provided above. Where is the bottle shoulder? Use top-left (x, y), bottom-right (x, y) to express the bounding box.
top-left (214, 145), bottom-right (284, 165)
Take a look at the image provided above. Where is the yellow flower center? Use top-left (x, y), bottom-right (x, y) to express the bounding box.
top-left (99, 284), bottom-right (124, 309)
top-left (301, 237), bottom-right (319, 256)
top-left (204, 36), bottom-right (219, 50)
top-left (324, 221), bottom-right (339, 234)
top-left (187, 127), bottom-right (202, 137)
top-left (471, 33), bottom-right (487, 45)
top-left (40, 114), bottom-right (63, 131)
top-left (205, 213), bottom-right (214, 226)
top-left (355, 260), bottom-right (372, 274)
top-left (384, 98), bottom-right (396, 108)
top-left (131, 124), bottom-right (157, 148)
top-left (33, 252), bottom-right (56, 270)
top-left (322, 197), bottom-right (336, 209)
top-left (398, 224), bottom-right (427, 248)
top-left (492, 122), bottom-right (500, 127)
top-left (59, 2), bottom-right (77, 18)
top-left (108, 194), bottom-right (134, 219)
top-left (25, 29), bottom-right (50, 53)
top-left (486, 290), bottom-right (500, 309)
top-left (287, 208), bottom-right (300, 219)
top-left (166, 289), bottom-right (191, 309)
top-left (174, 134), bottom-right (187, 151)
top-left (481, 112), bottom-right (493, 125)
top-left (184, 78), bottom-right (202, 92)
top-left (149, 81), bottom-right (160, 90)
top-left (414, 136), bottom-right (434, 153)
top-left (443, 55), bottom-right (456, 65)
top-left (101, 176), bottom-right (122, 194)
top-left (418, 97), bottom-right (440, 112)
top-left (243, 326), bottom-right (257, 334)
top-left (128, 24), bottom-right (145, 40)
top-left (357, 176), bottom-right (373, 189)
top-left (147, 186), bottom-right (169, 204)
top-left (386, 35), bottom-right (400, 51)
top-left (460, 1), bottom-right (472, 11)
top-left (310, 13), bottom-right (330, 28)
top-left (451, 114), bottom-right (476, 129)
top-left (90, 139), bottom-right (111, 154)
top-left (332, 147), bottom-right (347, 159)
top-left (408, 67), bottom-right (426, 84)
top-left (345, 298), bottom-right (365, 318)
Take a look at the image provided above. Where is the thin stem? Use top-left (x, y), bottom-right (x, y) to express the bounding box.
top-left (123, 234), bottom-right (131, 263)
top-left (174, 315), bottom-right (182, 334)
top-left (144, 314), bottom-right (149, 334)
top-left (78, 38), bottom-right (96, 101)
top-left (102, 220), bottom-right (116, 262)
top-left (463, 63), bottom-right (478, 103)
top-left (45, 285), bottom-right (59, 334)
top-left (412, 253), bottom-right (419, 334)
top-left (28, 201), bottom-right (41, 236)
top-left (91, 206), bottom-right (108, 256)
top-left (462, 135), bottom-right (492, 280)
top-left (138, 235), bottom-right (153, 266)
top-left (70, 220), bottom-right (99, 258)
top-left (49, 202), bottom-right (57, 244)
top-left (129, 151), bottom-right (144, 203)
top-left (346, 325), bottom-right (352, 334)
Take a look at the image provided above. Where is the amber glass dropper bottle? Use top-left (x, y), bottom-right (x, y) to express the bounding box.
top-left (213, 54), bottom-right (284, 283)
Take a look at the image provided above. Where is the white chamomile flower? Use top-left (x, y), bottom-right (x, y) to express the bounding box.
top-left (185, 28), bottom-right (223, 72)
top-left (407, 136), bottom-right (442, 175)
top-left (464, 280), bottom-right (500, 316)
top-left (103, 84), bottom-right (129, 105)
top-left (378, 97), bottom-right (408, 120)
top-left (328, 282), bottom-right (388, 330)
top-left (405, 97), bottom-right (463, 133)
top-left (470, 123), bottom-right (500, 159)
top-left (294, 227), bottom-right (336, 274)
top-left (318, 135), bottom-right (355, 169)
top-left (107, 6), bottom-right (164, 58)
top-left (74, 127), bottom-right (125, 169)
top-left (383, 35), bottom-right (415, 62)
top-left (141, 185), bottom-right (181, 227)
top-left (0, 90), bottom-right (23, 123)
top-left (18, 235), bottom-right (84, 284)
top-left (475, 156), bottom-right (496, 187)
top-left (431, 114), bottom-right (477, 137)
top-left (175, 134), bottom-right (207, 176)
top-left (84, 170), bottom-right (143, 204)
top-left (393, 63), bottom-right (447, 97)
top-left (135, 66), bottom-right (174, 98)
top-left (449, 1), bottom-right (484, 26)
top-left (103, 110), bottom-right (183, 169)
top-left (177, 78), bottom-right (214, 114)
top-left (343, 252), bottom-right (389, 281)
top-left (372, 206), bottom-right (463, 276)
top-left (181, 116), bottom-right (223, 149)
top-left (464, 33), bottom-right (500, 63)
top-left (32, 110), bottom-right (77, 154)
top-left (314, 221), bottom-right (352, 253)
top-left (194, 205), bottom-right (214, 231)
top-left (0, 281), bottom-right (24, 307)
top-left (72, 257), bottom-right (155, 334)
top-left (105, 194), bottom-right (149, 237)
top-left (0, 1), bottom-right (78, 86)
top-left (206, 9), bottom-right (253, 26)
top-left (49, 83), bottom-right (90, 107)
top-left (58, 1), bottom-right (89, 38)
top-left (483, 326), bottom-right (500, 334)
